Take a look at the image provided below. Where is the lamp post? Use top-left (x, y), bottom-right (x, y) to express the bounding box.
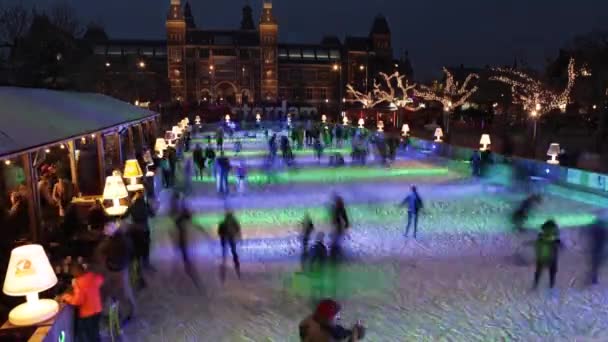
top-left (333, 63), bottom-right (343, 121)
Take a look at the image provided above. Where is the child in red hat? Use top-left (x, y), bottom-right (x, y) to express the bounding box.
top-left (299, 299), bottom-right (364, 341)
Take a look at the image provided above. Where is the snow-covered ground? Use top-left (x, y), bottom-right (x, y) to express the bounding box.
top-left (119, 135), bottom-right (608, 341)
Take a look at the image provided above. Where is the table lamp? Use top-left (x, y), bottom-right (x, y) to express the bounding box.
top-left (402, 124), bottom-right (410, 136)
top-left (225, 114), bottom-right (230, 124)
top-left (103, 175), bottom-right (129, 216)
top-left (342, 116), bottom-right (349, 126)
top-left (172, 125), bottom-right (182, 139)
top-left (434, 127), bottom-right (443, 142)
top-left (321, 114), bottom-right (327, 124)
top-left (479, 134), bottom-right (491, 151)
top-left (547, 143), bottom-right (560, 165)
top-left (154, 138), bottom-right (167, 157)
top-left (195, 115), bottom-right (201, 125)
top-left (256, 113), bottom-right (261, 123)
top-left (358, 118), bottom-right (364, 128)
top-left (3, 244), bottom-right (58, 326)
top-left (123, 159), bottom-right (144, 191)
top-left (377, 120), bottom-right (384, 132)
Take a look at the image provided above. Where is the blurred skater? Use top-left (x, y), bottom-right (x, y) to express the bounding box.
top-left (299, 299), bottom-right (364, 342)
top-left (588, 219), bottom-right (607, 285)
top-left (329, 194), bottom-right (350, 262)
top-left (301, 214), bottom-right (315, 270)
top-left (533, 220), bottom-right (562, 290)
top-left (400, 185), bottom-right (423, 238)
top-left (512, 194), bottom-right (542, 233)
top-left (236, 159), bottom-right (247, 194)
top-left (218, 210), bottom-right (241, 282)
top-left (170, 191), bottom-right (201, 289)
top-left (192, 143), bottom-right (206, 180)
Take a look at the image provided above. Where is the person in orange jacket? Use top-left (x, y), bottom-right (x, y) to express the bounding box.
top-left (61, 263), bottom-right (104, 342)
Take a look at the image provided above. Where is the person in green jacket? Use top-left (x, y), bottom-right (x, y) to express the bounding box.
top-left (533, 219), bottom-right (561, 289)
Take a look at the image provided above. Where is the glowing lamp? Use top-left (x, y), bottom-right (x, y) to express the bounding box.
top-left (358, 118), bottom-right (364, 128)
top-left (342, 116), bottom-right (348, 125)
top-left (479, 134), bottom-right (491, 151)
top-left (401, 124), bottom-right (410, 136)
top-left (256, 113), bottom-right (261, 123)
top-left (103, 175), bottom-right (129, 216)
top-left (154, 138), bottom-right (167, 157)
top-left (123, 159), bottom-right (144, 191)
top-left (434, 127), bottom-right (443, 142)
top-left (377, 120), bottom-right (384, 132)
top-left (321, 114), bottom-right (327, 123)
top-left (184, 117), bottom-right (190, 125)
top-left (172, 125), bottom-right (182, 138)
top-left (195, 115), bottom-right (201, 125)
top-left (3, 244), bottom-right (58, 326)
top-left (547, 143), bottom-right (560, 165)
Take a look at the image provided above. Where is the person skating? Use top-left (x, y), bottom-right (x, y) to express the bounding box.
top-left (329, 194), bottom-right (349, 262)
top-left (587, 219), bottom-right (606, 285)
top-left (192, 143), bottom-right (206, 180)
top-left (269, 133), bottom-right (278, 163)
top-left (218, 210), bottom-right (242, 282)
top-left (61, 263), bottom-right (104, 342)
top-left (167, 146), bottom-right (177, 187)
top-left (234, 138), bottom-right (242, 156)
top-left (124, 190), bottom-right (155, 273)
top-left (216, 127), bottom-right (224, 152)
top-left (216, 152), bottom-right (231, 195)
top-left (400, 185), bottom-right (423, 238)
top-left (301, 214), bottom-right (315, 270)
top-left (314, 138), bottom-right (324, 164)
top-left (204, 144), bottom-right (216, 178)
top-left (236, 159), bottom-right (247, 194)
top-left (170, 191), bottom-right (201, 289)
top-left (299, 299), bottom-right (364, 342)
top-left (512, 194), bottom-right (542, 233)
top-left (160, 156), bottom-right (171, 188)
top-left (533, 219), bottom-right (562, 290)
top-left (470, 151), bottom-right (482, 177)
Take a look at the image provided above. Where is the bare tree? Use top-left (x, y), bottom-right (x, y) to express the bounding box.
top-left (0, 3), bottom-right (31, 45)
top-left (49, 1), bottom-right (81, 37)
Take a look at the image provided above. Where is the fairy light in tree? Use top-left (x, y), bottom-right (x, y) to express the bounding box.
top-left (490, 58), bottom-right (579, 116)
top-left (346, 72), bottom-right (422, 111)
top-left (414, 68), bottom-right (479, 112)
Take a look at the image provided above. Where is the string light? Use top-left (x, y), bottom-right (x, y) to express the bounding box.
top-left (91, 134), bottom-right (95, 138)
top-left (414, 68), bottom-right (479, 112)
top-left (60, 144), bottom-right (65, 149)
top-left (346, 72), bottom-right (422, 111)
top-left (4, 160), bottom-right (11, 165)
top-left (81, 137), bottom-right (86, 144)
top-left (490, 58), bottom-right (578, 116)
top-left (45, 148), bottom-right (51, 153)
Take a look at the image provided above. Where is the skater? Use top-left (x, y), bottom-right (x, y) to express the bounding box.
top-left (269, 133), bottom-right (278, 163)
top-left (192, 143), bottom-right (206, 180)
top-left (234, 138), bottom-right (242, 156)
top-left (400, 185), bottom-right (423, 238)
top-left (182, 157), bottom-right (194, 195)
top-left (329, 194), bottom-right (350, 262)
top-left (314, 138), bottom-right (324, 164)
top-left (512, 194), bottom-right (542, 233)
top-left (167, 145), bottom-right (177, 187)
top-left (218, 210), bottom-right (241, 282)
top-left (588, 219), bottom-right (607, 285)
top-left (160, 155), bottom-right (171, 188)
top-left (470, 151), bottom-right (482, 177)
top-left (124, 190), bottom-right (155, 272)
top-left (170, 191), bottom-right (201, 289)
top-left (533, 220), bottom-right (562, 290)
top-left (299, 299), bottom-right (364, 342)
top-left (204, 144), bottom-right (216, 177)
top-left (236, 159), bottom-right (247, 194)
top-left (216, 127), bottom-right (224, 151)
top-left (216, 152), bottom-right (231, 195)
top-left (301, 214), bottom-right (315, 270)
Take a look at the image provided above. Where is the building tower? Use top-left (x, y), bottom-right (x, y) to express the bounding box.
top-left (259, 0), bottom-right (278, 102)
top-left (369, 14), bottom-right (392, 58)
top-left (241, 2), bottom-right (255, 30)
top-left (166, 0), bottom-right (186, 101)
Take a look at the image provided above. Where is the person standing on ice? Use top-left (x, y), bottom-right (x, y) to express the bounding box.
top-left (400, 185), bottom-right (423, 238)
top-left (533, 219), bottom-right (562, 290)
top-left (314, 138), bottom-right (324, 164)
top-left (218, 210), bottom-right (242, 282)
top-left (587, 219), bottom-right (607, 285)
top-left (170, 191), bottom-right (201, 289)
top-left (236, 159), bottom-right (247, 194)
top-left (301, 214), bottom-right (315, 270)
top-left (329, 194), bottom-right (350, 262)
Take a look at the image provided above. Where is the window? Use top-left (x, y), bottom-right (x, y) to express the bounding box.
top-left (199, 49), bottom-right (210, 58)
top-left (329, 50), bottom-right (340, 60)
top-left (306, 88), bottom-right (313, 100)
top-left (170, 48), bottom-right (182, 62)
top-left (316, 50), bottom-right (329, 59)
top-left (288, 49), bottom-right (301, 59)
top-left (185, 48), bottom-right (196, 58)
top-left (289, 69), bottom-right (302, 81)
top-left (302, 49), bottom-right (315, 59)
top-left (318, 71), bottom-right (329, 81)
top-left (141, 48), bottom-right (154, 56)
top-left (291, 88), bottom-right (298, 99)
top-left (94, 46), bottom-right (106, 55)
top-left (278, 48), bottom-right (288, 58)
top-left (154, 47), bottom-right (167, 57)
top-left (213, 48), bottom-right (236, 56)
top-left (279, 87), bottom-right (287, 99)
top-left (239, 49), bottom-right (250, 59)
top-left (319, 88), bottom-right (327, 100)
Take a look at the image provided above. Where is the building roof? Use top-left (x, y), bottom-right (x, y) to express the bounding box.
top-left (0, 87), bottom-right (157, 158)
top-left (370, 15), bottom-right (390, 35)
top-left (278, 43), bottom-right (341, 63)
top-left (186, 30), bottom-right (259, 46)
top-left (344, 36), bottom-right (371, 51)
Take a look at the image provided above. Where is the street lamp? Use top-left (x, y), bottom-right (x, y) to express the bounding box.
top-left (138, 61), bottom-right (146, 69)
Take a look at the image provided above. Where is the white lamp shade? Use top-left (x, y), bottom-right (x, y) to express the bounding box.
top-left (102, 175), bottom-right (128, 200)
top-left (480, 134), bottom-right (491, 146)
top-left (322, 115), bottom-right (327, 122)
top-left (547, 143), bottom-right (560, 156)
top-left (3, 245), bottom-right (57, 296)
top-left (435, 127), bottom-right (443, 138)
top-left (172, 125), bottom-right (182, 135)
top-left (358, 118), bottom-right (364, 126)
top-left (402, 124), bottom-right (410, 133)
top-left (164, 131), bottom-right (176, 142)
top-left (225, 114), bottom-right (230, 121)
top-left (154, 138), bottom-right (167, 151)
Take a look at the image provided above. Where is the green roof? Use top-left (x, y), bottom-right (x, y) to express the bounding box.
top-left (0, 87), bottom-right (158, 157)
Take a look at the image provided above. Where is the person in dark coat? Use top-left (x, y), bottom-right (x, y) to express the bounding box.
top-left (87, 199), bottom-right (108, 232)
top-left (218, 210), bottom-right (241, 282)
top-left (329, 194), bottom-right (349, 262)
top-left (192, 144), bottom-right (206, 180)
top-left (301, 214), bottom-right (315, 270)
top-left (299, 299), bottom-right (363, 342)
top-left (167, 146), bottom-right (177, 187)
top-left (170, 191), bottom-right (201, 289)
top-left (533, 220), bottom-right (562, 289)
top-left (588, 219), bottom-right (607, 285)
top-left (125, 191), bottom-right (155, 272)
top-left (216, 152), bottom-right (231, 195)
top-left (204, 144), bottom-right (216, 177)
top-left (400, 185), bottom-right (423, 238)
top-left (470, 151), bottom-right (482, 177)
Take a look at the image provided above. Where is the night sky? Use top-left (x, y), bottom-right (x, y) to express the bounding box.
top-left (8, 0), bottom-right (608, 80)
